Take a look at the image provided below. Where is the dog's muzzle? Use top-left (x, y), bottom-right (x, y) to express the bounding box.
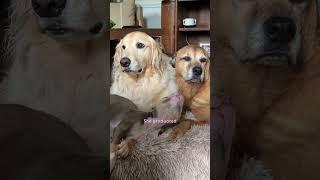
top-left (192, 66), bottom-right (203, 77)
top-left (120, 58), bottom-right (143, 73)
top-left (247, 16), bottom-right (297, 66)
top-left (191, 66), bottom-right (203, 83)
top-left (263, 16), bottom-right (296, 44)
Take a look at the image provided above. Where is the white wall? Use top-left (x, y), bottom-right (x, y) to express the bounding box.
top-left (135, 0), bottom-right (162, 28)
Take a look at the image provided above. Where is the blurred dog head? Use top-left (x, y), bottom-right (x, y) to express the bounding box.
top-left (214, 0), bottom-right (320, 65)
top-left (174, 45), bottom-right (210, 83)
top-left (11, 0), bottom-right (106, 42)
top-left (114, 31), bottom-right (163, 76)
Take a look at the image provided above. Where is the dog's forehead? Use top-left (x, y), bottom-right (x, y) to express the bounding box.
top-left (234, 0), bottom-right (296, 5)
top-left (236, 0), bottom-right (311, 13)
top-left (178, 46), bottom-right (208, 59)
top-left (123, 32), bottom-right (152, 43)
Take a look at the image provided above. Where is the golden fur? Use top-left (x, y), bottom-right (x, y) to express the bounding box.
top-left (214, 0), bottom-right (320, 179)
top-left (110, 31), bottom-right (178, 112)
top-left (0, 0), bottom-right (107, 155)
top-left (169, 45), bottom-right (210, 139)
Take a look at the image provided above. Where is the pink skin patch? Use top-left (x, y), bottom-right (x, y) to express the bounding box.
top-left (162, 92), bottom-right (184, 112)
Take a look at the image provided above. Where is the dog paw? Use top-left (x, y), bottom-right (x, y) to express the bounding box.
top-left (116, 139), bottom-right (137, 159)
top-left (168, 120), bottom-right (192, 139)
top-left (158, 124), bottom-right (175, 136)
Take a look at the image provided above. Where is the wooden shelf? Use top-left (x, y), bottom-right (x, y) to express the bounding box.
top-left (110, 28), bottom-right (162, 40)
top-left (179, 25), bottom-right (210, 32)
top-left (161, 0), bottom-right (210, 54)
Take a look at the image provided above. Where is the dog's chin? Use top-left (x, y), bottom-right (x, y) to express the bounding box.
top-left (241, 52), bottom-right (294, 66)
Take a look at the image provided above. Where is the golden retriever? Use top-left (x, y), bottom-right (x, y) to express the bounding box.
top-left (0, 0), bottom-right (107, 155)
top-left (214, 0), bottom-right (320, 179)
top-left (169, 45), bottom-right (210, 139)
top-left (110, 31), bottom-right (178, 113)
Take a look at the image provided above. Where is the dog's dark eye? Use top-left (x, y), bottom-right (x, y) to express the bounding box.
top-left (182, 56), bottom-right (191, 61)
top-left (200, 58), bottom-right (207, 63)
top-left (136, 42), bottom-right (145, 49)
top-left (122, 45), bottom-right (126, 50)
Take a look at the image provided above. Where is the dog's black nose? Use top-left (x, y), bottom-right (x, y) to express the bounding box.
top-left (193, 66), bottom-right (203, 76)
top-left (32, 0), bottom-right (66, 18)
top-left (120, 58), bottom-right (131, 68)
top-left (264, 16), bottom-right (296, 43)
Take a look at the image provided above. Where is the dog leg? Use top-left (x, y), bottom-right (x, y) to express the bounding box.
top-left (110, 143), bottom-right (119, 173)
top-left (116, 138), bottom-right (137, 159)
top-left (158, 124), bottom-right (176, 136)
top-left (169, 119), bottom-right (209, 139)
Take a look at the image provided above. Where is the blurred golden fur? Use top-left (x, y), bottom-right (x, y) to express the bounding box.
top-left (214, 0), bottom-right (320, 179)
top-left (0, 0), bottom-right (107, 154)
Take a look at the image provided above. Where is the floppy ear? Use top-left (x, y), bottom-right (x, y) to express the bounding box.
top-left (203, 50), bottom-right (211, 82)
top-left (150, 38), bottom-right (164, 74)
top-left (154, 37), bottom-right (164, 50)
top-left (114, 40), bottom-right (123, 62)
top-left (204, 60), bottom-right (211, 82)
top-left (113, 39), bottom-right (123, 71)
top-left (162, 53), bottom-right (175, 68)
top-left (170, 53), bottom-right (177, 68)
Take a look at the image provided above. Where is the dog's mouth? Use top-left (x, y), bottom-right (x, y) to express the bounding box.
top-left (243, 50), bottom-right (292, 66)
top-left (123, 68), bottom-right (143, 74)
top-left (189, 77), bottom-right (203, 83)
top-left (45, 24), bottom-right (73, 35)
top-left (44, 22), bottom-right (105, 36)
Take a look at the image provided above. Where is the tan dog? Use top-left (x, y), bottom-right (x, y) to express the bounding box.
top-left (110, 31), bottom-right (178, 113)
top-left (0, 0), bottom-right (107, 154)
top-left (214, 0), bottom-right (320, 179)
top-left (170, 45), bottom-right (210, 139)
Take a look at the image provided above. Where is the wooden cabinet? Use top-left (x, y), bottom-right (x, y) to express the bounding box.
top-left (162, 0), bottom-right (210, 55)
